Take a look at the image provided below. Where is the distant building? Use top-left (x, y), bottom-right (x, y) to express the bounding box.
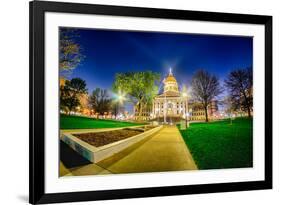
top-left (189, 100), bottom-right (218, 121)
top-left (78, 93), bottom-right (91, 116)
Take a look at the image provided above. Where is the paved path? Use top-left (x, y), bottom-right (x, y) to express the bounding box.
top-left (62, 125), bottom-right (197, 176)
top-left (98, 125), bottom-right (198, 173)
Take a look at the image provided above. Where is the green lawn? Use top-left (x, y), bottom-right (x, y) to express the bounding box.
top-left (178, 118), bottom-right (253, 170)
top-left (60, 114), bottom-right (144, 129)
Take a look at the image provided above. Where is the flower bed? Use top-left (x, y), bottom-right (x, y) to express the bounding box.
top-left (74, 129), bottom-right (143, 147)
top-left (61, 125), bottom-right (163, 163)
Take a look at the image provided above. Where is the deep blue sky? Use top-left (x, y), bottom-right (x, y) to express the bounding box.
top-left (63, 28), bottom-right (253, 112)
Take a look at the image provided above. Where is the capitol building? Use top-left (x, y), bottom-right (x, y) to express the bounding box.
top-left (151, 69), bottom-right (188, 122)
top-left (135, 68), bottom-right (218, 122)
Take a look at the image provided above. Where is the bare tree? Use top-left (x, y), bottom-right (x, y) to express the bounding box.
top-left (224, 67), bottom-right (253, 117)
top-left (191, 70), bottom-right (222, 122)
top-left (59, 28), bottom-right (85, 76)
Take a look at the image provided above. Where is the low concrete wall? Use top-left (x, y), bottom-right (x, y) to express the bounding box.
top-left (61, 125), bottom-right (163, 163)
top-left (60, 125), bottom-right (145, 135)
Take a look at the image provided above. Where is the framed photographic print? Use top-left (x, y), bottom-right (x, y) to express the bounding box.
top-left (29, 0), bottom-right (272, 204)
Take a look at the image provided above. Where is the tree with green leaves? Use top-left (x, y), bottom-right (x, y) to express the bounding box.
top-left (224, 67), bottom-right (253, 117)
top-left (191, 70), bottom-right (222, 122)
top-left (112, 71), bottom-right (160, 120)
top-left (59, 28), bottom-right (84, 75)
top-left (60, 78), bottom-right (87, 114)
top-left (89, 88), bottom-right (112, 119)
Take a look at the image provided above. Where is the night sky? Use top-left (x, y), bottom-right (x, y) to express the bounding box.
top-left (63, 27), bottom-right (253, 113)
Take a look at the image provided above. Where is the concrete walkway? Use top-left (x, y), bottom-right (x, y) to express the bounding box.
top-left (61, 125), bottom-right (197, 176)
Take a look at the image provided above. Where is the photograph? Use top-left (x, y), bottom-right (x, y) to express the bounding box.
top-left (59, 27), bottom-right (253, 177)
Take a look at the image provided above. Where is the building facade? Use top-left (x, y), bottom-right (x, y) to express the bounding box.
top-left (189, 100), bottom-right (218, 121)
top-left (151, 69), bottom-right (188, 121)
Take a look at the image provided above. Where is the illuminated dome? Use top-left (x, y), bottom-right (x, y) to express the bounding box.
top-left (163, 68), bottom-right (179, 93)
top-left (165, 74), bottom-right (177, 83)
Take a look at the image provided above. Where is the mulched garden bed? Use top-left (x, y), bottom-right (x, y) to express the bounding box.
top-left (73, 129), bottom-right (144, 147)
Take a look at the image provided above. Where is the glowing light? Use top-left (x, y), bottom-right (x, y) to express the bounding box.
top-left (114, 90), bottom-right (126, 104)
top-left (182, 92), bottom-right (187, 97)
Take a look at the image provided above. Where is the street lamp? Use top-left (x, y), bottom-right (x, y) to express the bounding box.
top-left (181, 91), bottom-right (188, 128)
top-left (186, 112), bottom-right (190, 128)
top-left (115, 91), bottom-right (126, 120)
top-left (164, 92), bottom-right (167, 124)
top-left (117, 91), bottom-right (125, 104)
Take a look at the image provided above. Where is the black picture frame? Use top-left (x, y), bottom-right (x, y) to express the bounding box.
top-left (29, 0), bottom-right (272, 204)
